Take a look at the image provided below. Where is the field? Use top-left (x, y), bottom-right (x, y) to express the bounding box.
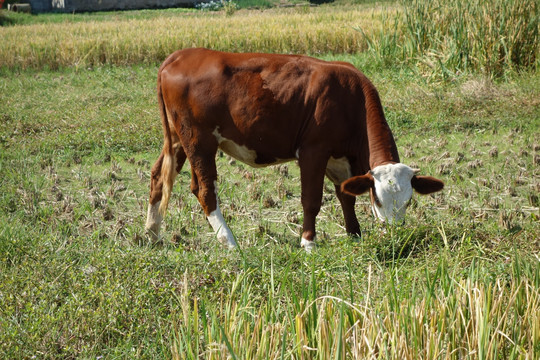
top-left (0, 4), bottom-right (389, 69)
top-left (1, 1), bottom-right (539, 359)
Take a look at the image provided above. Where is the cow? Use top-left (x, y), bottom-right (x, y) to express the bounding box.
top-left (145, 48), bottom-right (444, 251)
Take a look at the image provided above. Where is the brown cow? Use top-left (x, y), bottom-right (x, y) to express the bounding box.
top-left (145, 48), bottom-right (444, 251)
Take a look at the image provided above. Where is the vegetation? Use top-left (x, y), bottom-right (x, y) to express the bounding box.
top-left (0, 1), bottom-right (538, 358)
top-left (1, 0), bottom-right (537, 77)
top-left (0, 5), bottom-right (376, 69)
top-left (361, 0), bottom-right (539, 77)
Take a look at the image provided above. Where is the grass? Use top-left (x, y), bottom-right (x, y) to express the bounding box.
top-left (1, 59), bottom-right (538, 358)
top-left (0, 5), bottom-right (381, 70)
top-left (0, 7), bottom-right (197, 25)
top-left (1, 1), bottom-right (539, 358)
top-left (360, 0), bottom-right (539, 77)
top-left (172, 258), bottom-right (539, 359)
top-left (1, 0), bottom-right (537, 76)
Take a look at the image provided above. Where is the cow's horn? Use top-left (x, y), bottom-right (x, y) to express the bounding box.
top-left (412, 168), bottom-right (421, 174)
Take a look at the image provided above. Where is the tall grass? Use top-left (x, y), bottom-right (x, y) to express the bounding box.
top-left (0, 7), bottom-right (378, 69)
top-left (2, 1), bottom-right (537, 75)
top-left (173, 258), bottom-right (540, 359)
top-left (361, 0), bottom-right (539, 77)
top-left (405, 0), bottom-right (539, 75)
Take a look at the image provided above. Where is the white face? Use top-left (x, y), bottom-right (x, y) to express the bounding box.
top-left (370, 163), bottom-right (415, 224)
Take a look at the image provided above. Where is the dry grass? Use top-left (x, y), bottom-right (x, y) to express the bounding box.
top-left (173, 264), bottom-right (540, 359)
top-left (0, 6), bottom-right (385, 69)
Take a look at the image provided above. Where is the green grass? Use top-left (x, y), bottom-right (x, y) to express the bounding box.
top-left (360, 0), bottom-right (539, 77)
top-left (0, 0), bottom-right (380, 26)
top-left (1, 58), bottom-right (538, 357)
top-left (0, 7), bottom-right (196, 25)
top-left (1, 1), bottom-right (539, 358)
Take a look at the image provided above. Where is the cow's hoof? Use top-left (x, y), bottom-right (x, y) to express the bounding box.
top-left (300, 237), bottom-right (316, 253)
top-left (144, 225), bottom-right (161, 244)
top-left (217, 235), bottom-right (238, 249)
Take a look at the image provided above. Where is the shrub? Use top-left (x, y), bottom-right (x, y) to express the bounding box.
top-left (223, 0), bottom-right (238, 15)
top-left (195, 0), bottom-right (224, 11)
top-left (195, 0), bottom-right (238, 13)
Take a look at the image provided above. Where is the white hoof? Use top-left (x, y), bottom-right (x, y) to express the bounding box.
top-left (145, 201), bottom-right (163, 242)
top-left (218, 234), bottom-right (238, 249)
top-left (145, 226), bottom-right (160, 242)
top-left (300, 237), bottom-right (316, 252)
top-left (208, 207), bottom-right (238, 249)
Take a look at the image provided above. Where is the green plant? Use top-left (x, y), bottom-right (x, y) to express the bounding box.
top-left (404, 0), bottom-right (538, 75)
top-left (357, 0), bottom-right (539, 78)
top-left (223, 0), bottom-right (238, 15)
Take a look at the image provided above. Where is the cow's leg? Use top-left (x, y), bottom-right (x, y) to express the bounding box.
top-left (298, 150), bottom-right (329, 252)
top-left (186, 143), bottom-right (237, 248)
top-left (145, 142), bottom-right (186, 241)
top-left (334, 184), bottom-right (361, 236)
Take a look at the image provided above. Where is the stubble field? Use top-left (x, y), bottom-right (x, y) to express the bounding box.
top-left (1, 1), bottom-right (539, 358)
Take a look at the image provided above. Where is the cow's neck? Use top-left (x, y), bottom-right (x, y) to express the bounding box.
top-left (363, 84), bottom-right (400, 169)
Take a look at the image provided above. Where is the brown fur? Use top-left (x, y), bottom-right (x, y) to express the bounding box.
top-left (147, 48), bottom-right (437, 243)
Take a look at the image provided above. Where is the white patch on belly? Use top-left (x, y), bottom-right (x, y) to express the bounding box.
top-left (326, 156), bottom-right (352, 185)
top-left (213, 128), bottom-right (258, 166)
top-left (212, 128), bottom-right (292, 167)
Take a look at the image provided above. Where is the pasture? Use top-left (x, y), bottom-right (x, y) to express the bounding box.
top-left (1, 1), bottom-right (539, 358)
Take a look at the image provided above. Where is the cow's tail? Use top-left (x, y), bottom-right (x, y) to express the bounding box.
top-left (157, 56), bottom-right (176, 217)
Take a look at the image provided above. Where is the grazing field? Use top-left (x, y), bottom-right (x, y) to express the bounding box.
top-left (1, 1), bottom-right (539, 359)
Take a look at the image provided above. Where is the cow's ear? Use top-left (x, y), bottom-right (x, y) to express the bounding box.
top-left (341, 174), bottom-right (374, 196)
top-left (411, 175), bottom-right (444, 194)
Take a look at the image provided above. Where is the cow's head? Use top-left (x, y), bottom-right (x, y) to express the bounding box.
top-left (341, 163), bottom-right (444, 224)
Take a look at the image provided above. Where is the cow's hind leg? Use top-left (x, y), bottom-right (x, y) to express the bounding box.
top-left (186, 141), bottom-right (237, 248)
top-left (145, 142), bottom-right (186, 241)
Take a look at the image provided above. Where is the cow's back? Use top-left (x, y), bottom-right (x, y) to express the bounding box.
top-left (159, 48), bottom-right (368, 163)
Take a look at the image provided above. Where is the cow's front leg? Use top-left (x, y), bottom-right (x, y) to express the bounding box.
top-left (187, 145), bottom-right (237, 248)
top-left (334, 184), bottom-right (361, 237)
top-left (298, 150), bottom-right (329, 252)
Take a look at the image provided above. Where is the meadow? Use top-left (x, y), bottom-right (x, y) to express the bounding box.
top-left (0, 1), bottom-right (539, 358)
